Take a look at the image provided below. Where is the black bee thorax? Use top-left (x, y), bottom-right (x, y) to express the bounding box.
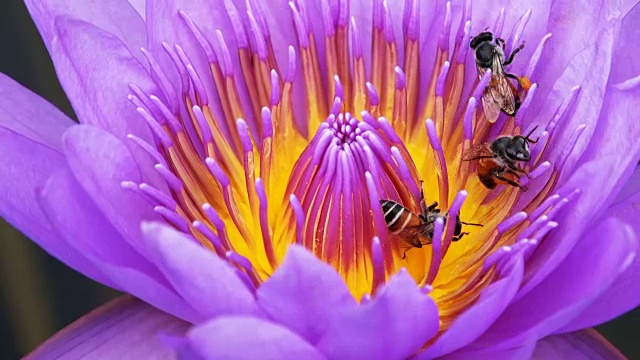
top-left (475, 43), bottom-right (495, 67)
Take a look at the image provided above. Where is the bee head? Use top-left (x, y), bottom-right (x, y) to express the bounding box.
top-left (470, 31), bottom-right (494, 49)
top-left (505, 136), bottom-right (532, 161)
top-left (505, 126), bottom-right (539, 162)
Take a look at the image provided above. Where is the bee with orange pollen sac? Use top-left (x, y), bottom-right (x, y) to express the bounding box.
top-left (470, 31), bottom-right (531, 122)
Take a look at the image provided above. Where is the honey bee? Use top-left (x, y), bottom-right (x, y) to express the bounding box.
top-left (463, 126), bottom-right (539, 190)
top-left (470, 31), bottom-right (527, 122)
top-left (380, 187), bottom-right (482, 259)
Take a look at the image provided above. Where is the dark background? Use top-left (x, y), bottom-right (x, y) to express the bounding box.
top-left (0, 1), bottom-right (637, 359)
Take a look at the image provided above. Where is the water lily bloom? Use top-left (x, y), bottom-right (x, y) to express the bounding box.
top-left (2, 0), bottom-right (640, 358)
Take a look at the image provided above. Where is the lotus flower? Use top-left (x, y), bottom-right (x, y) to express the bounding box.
top-left (3, 0), bottom-right (639, 358)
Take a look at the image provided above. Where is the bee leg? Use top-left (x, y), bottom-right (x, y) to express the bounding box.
top-left (505, 72), bottom-right (526, 89)
top-left (503, 43), bottom-right (525, 66)
top-left (494, 172), bottom-right (528, 191)
top-left (402, 248), bottom-right (411, 259)
top-left (507, 164), bottom-right (531, 178)
top-left (453, 232), bottom-right (471, 242)
top-left (462, 155), bottom-right (494, 161)
top-left (518, 170), bottom-right (533, 179)
top-left (506, 168), bottom-right (530, 181)
top-left (505, 73), bottom-right (519, 80)
top-left (419, 181), bottom-right (428, 213)
top-left (427, 202), bottom-right (439, 212)
top-left (524, 126), bottom-right (540, 143)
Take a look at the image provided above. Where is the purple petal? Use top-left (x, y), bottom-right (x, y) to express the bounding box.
top-left (51, 16), bottom-right (157, 144)
top-left (471, 0), bottom-right (551, 57)
top-left (46, 16), bottom-right (169, 193)
top-left (257, 245), bottom-right (356, 344)
top-left (24, 0), bottom-right (146, 61)
top-left (470, 209), bottom-right (636, 351)
top-left (128, 0), bottom-right (146, 20)
top-left (531, 0), bottom-right (611, 102)
top-left (532, 329), bottom-right (626, 360)
top-left (0, 76), bottom-right (108, 284)
top-left (25, 296), bottom-right (189, 360)
top-left (0, 131), bottom-right (118, 289)
top-left (180, 316), bottom-right (325, 360)
top-left (0, 73), bottom-right (73, 150)
top-left (39, 171), bottom-right (196, 321)
top-left (257, 0), bottom-right (311, 133)
top-left (613, 165), bottom-right (640, 203)
top-left (559, 192), bottom-right (640, 332)
top-left (141, 222), bottom-right (261, 322)
top-left (146, 0), bottom-right (257, 135)
top-left (458, 1), bottom-right (550, 109)
top-left (315, 270), bottom-right (439, 360)
top-left (38, 168), bottom-right (165, 287)
top-left (516, 1), bottom-right (620, 198)
top-left (62, 125), bottom-right (161, 256)
top-left (439, 342), bottom-right (536, 360)
top-left (520, 65), bottom-right (640, 302)
top-left (349, 1), bottom-right (373, 71)
top-left (86, 255), bottom-right (200, 323)
top-left (416, 0), bottom-right (448, 113)
top-left (609, 2), bottom-right (640, 84)
top-left (418, 252), bottom-right (525, 358)
top-left (622, 0), bottom-right (640, 16)
top-left (0, 75), bottom-right (70, 239)
top-left (254, 0), bottom-right (299, 60)
top-left (526, 13), bottom-right (616, 179)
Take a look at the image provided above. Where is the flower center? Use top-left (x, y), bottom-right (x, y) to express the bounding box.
top-left (123, 0), bottom-right (586, 332)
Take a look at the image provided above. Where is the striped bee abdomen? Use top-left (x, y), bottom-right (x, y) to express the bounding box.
top-left (380, 200), bottom-right (419, 233)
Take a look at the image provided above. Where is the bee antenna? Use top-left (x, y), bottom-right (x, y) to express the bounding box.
top-left (525, 125), bottom-right (539, 143)
top-left (461, 221), bottom-right (484, 227)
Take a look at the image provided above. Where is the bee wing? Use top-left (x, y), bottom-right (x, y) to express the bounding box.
top-left (481, 59), bottom-right (517, 122)
top-left (462, 142), bottom-right (493, 161)
top-left (481, 92), bottom-right (502, 123)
